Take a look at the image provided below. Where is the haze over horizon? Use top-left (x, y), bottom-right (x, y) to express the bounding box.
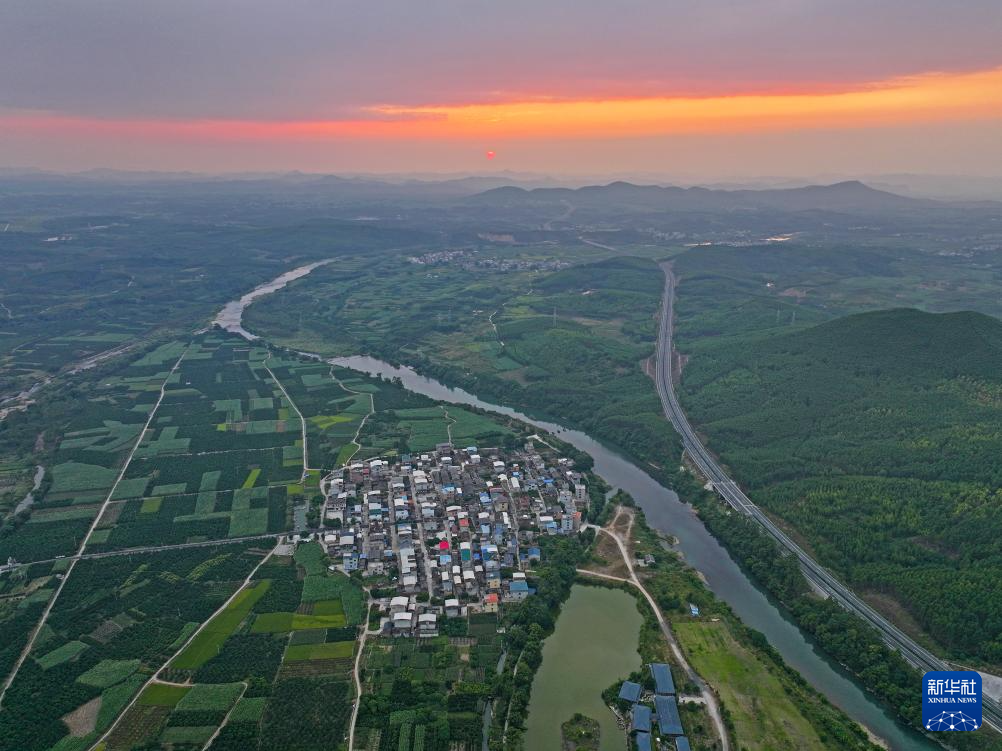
top-left (2, 1), bottom-right (1001, 178)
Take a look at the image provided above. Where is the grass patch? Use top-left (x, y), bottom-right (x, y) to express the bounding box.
top-left (313, 599), bottom-right (344, 616)
top-left (159, 725), bottom-right (216, 745)
top-left (175, 682), bottom-right (243, 711)
top-left (308, 414), bottom-right (353, 429)
top-left (229, 696), bottom-right (267, 723)
top-left (294, 542), bottom-right (327, 575)
top-left (151, 483), bottom-right (187, 496)
top-left (139, 497), bottom-right (162, 514)
top-left (88, 528), bottom-right (112, 545)
top-left (227, 507), bottom-right (269, 537)
top-left (51, 462), bottom-right (117, 494)
top-left (675, 620), bottom-right (825, 751)
top-left (111, 476), bottom-right (151, 500)
top-left (335, 443), bottom-right (358, 466)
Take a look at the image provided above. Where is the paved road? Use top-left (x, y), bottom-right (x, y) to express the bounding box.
top-left (655, 264), bottom-right (1002, 733)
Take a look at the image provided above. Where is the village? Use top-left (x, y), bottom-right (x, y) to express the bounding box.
top-left (312, 438), bottom-right (587, 637)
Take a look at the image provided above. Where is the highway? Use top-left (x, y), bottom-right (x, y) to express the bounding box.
top-left (654, 264), bottom-right (1002, 734)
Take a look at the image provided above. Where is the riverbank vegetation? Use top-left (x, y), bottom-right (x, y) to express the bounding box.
top-left (589, 500), bottom-right (880, 751)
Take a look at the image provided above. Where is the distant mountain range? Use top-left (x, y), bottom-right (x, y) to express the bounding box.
top-left (3, 167), bottom-right (996, 212)
top-left (465, 180), bottom-right (940, 214)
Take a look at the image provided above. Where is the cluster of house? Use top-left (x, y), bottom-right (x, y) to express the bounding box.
top-left (318, 439), bottom-right (587, 636)
top-left (618, 664), bottom-right (691, 751)
top-left (406, 248), bottom-right (570, 272)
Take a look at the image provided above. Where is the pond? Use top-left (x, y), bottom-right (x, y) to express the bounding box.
top-left (524, 585), bottom-right (642, 751)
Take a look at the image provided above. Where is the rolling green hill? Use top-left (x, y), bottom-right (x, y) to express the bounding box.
top-left (680, 307), bottom-right (1002, 664)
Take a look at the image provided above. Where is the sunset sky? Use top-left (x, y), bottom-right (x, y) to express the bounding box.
top-left (2, 0), bottom-right (1001, 178)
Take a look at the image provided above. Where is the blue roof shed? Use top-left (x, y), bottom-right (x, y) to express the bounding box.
top-left (655, 695), bottom-right (684, 736)
top-left (635, 732), bottom-right (653, 751)
top-left (650, 663), bottom-right (676, 695)
top-left (618, 681), bottom-right (642, 704)
top-left (631, 705), bottom-right (652, 733)
top-left (675, 737), bottom-right (691, 751)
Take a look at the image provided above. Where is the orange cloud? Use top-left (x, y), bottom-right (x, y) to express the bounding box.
top-left (3, 66), bottom-right (1001, 142)
top-left (365, 66), bottom-right (1002, 138)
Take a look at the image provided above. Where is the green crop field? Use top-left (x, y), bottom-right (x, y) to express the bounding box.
top-left (35, 640), bottom-right (88, 670)
top-left (228, 696), bottom-right (267, 723)
top-left (0, 543), bottom-right (262, 751)
top-left (175, 682), bottom-right (244, 711)
top-left (139, 683), bottom-right (191, 707)
top-left (171, 580), bottom-right (272, 670)
top-left (159, 724), bottom-right (216, 745)
top-left (76, 659), bottom-right (141, 689)
top-left (251, 611), bottom-right (348, 632)
top-left (284, 641), bottom-right (354, 662)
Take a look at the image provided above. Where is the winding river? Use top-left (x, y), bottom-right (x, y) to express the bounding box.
top-left (212, 259), bottom-right (333, 339)
top-left (222, 263), bottom-right (936, 751)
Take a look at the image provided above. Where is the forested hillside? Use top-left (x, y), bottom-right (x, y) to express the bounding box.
top-left (679, 307), bottom-right (1002, 664)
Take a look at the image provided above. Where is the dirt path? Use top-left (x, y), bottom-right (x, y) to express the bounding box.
top-left (580, 515), bottom-right (731, 751)
top-left (441, 406), bottom-right (456, 444)
top-left (543, 200), bottom-right (575, 230)
top-left (327, 365), bottom-right (376, 470)
top-left (200, 681), bottom-right (248, 750)
top-left (347, 607), bottom-right (376, 750)
top-left (488, 309), bottom-right (505, 349)
top-left (264, 357), bottom-right (312, 473)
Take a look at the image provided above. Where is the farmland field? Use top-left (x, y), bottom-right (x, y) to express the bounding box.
top-left (170, 580), bottom-right (273, 671)
top-left (0, 542), bottom-right (265, 751)
top-left (355, 612), bottom-right (502, 751)
top-left (157, 544), bottom-right (364, 748)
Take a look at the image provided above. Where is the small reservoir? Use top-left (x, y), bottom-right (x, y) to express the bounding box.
top-left (524, 585), bottom-right (642, 750)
